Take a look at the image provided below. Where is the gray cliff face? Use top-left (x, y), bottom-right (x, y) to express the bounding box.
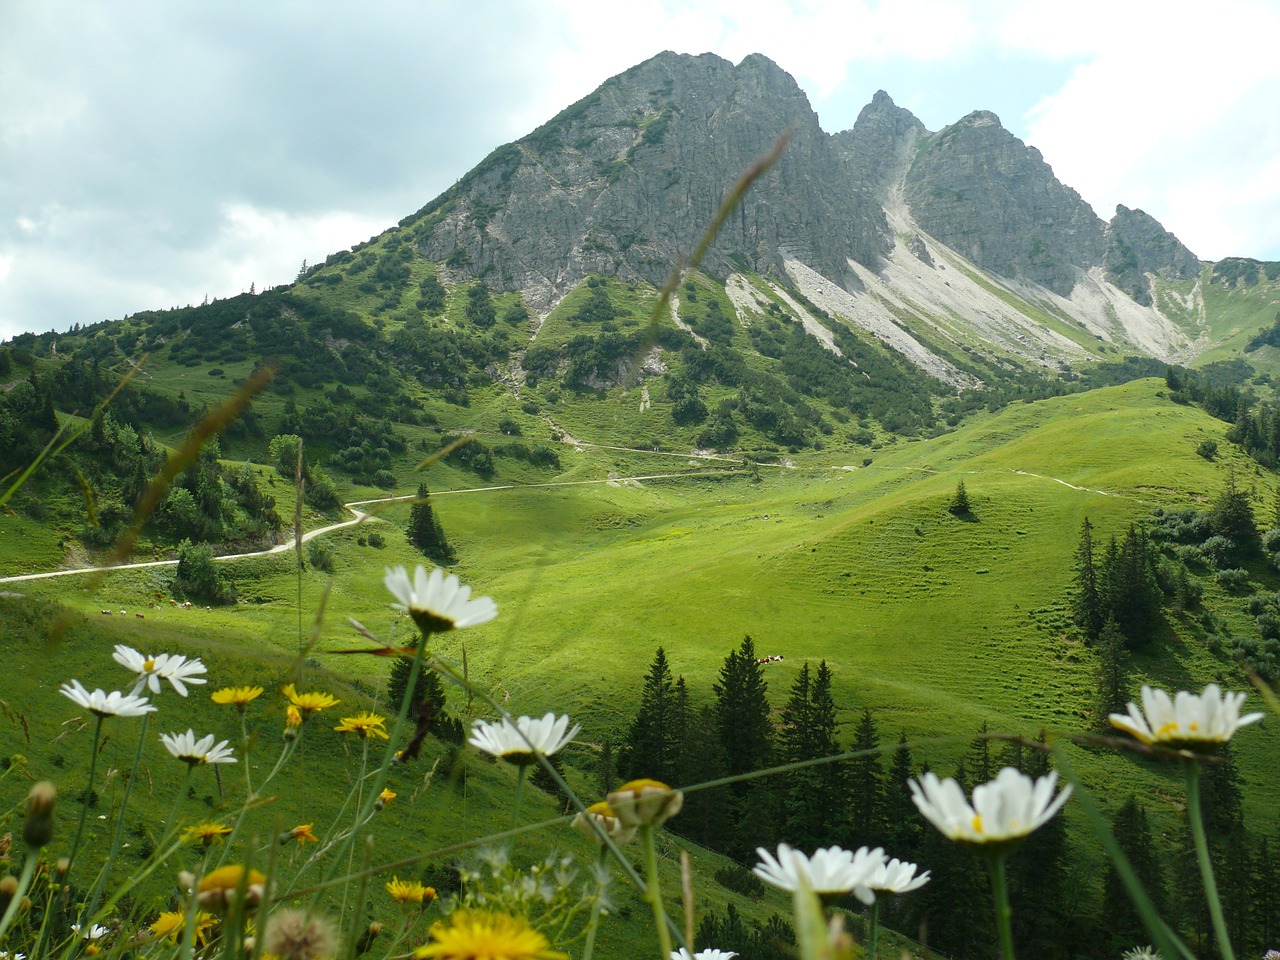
top-left (1104, 204), bottom-right (1201, 305)
top-left (833, 89), bottom-right (927, 202)
top-left (403, 52), bottom-right (1198, 313)
top-left (903, 110), bottom-right (1106, 297)
top-left (408, 51), bottom-right (889, 306)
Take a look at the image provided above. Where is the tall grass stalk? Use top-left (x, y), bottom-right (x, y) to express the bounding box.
top-left (1185, 759), bottom-right (1236, 960)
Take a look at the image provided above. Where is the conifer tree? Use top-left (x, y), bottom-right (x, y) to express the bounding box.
top-left (778, 662), bottom-right (842, 848)
top-left (965, 722), bottom-right (993, 785)
top-left (620, 647), bottom-right (678, 783)
top-left (1102, 795), bottom-right (1168, 952)
top-left (1251, 835), bottom-right (1279, 952)
top-left (407, 482), bottom-right (455, 564)
top-left (713, 635), bottom-right (773, 782)
top-left (1091, 617), bottom-right (1129, 732)
top-left (1072, 517), bottom-right (1105, 642)
top-left (847, 708), bottom-right (884, 848)
top-left (1210, 470), bottom-right (1262, 558)
top-left (882, 732), bottom-right (921, 859)
top-left (948, 479), bottom-right (973, 517)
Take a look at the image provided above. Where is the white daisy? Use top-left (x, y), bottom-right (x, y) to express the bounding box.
top-left (672, 950), bottom-right (738, 960)
top-left (468, 713), bottom-right (579, 766)
top-left (753, 843), bottom-right (887, 904)
top-left (384, 564), bottom-right (498, 632)
top-left (71, 923), bottom-right (109, 940)
top-left (59, 680), bottom-right (156, 718)
top-left (910, 767), bottom-right (1071, 847)
top-left (112, 645), bottom-right (208, 696)
top-left (1109, 683), bottom-right (1264, 751)
top-left (160, 729), bottom-right (237, 766)
top-left (866, 857), bottom-right (930, 894)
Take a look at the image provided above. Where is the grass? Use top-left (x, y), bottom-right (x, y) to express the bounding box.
top-left (3, 377), bottom-right (1278, 955)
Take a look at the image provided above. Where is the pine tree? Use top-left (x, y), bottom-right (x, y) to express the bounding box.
top-left (1072, 517), bottom-right (1105, 641)
top-left (847, 708), bottom-right (883, 848)
top-left (948, 479), bottom-right (973, 517)
top-left (1102, 795), bottom-right (1167, 953)
top-left (778, 662), bottom-right (842, 848)
top-left (1251, 835), bottom-right (1279, 952)
top-left (965, 722), bottom-right (993, 785)
top-left (407, 482), bottom-right (455, 564)
top-left (882, 732), bottom-right (921, 859)
top-left (619, 647), bottom-right (678, 783)
top-left (713, 635), bottom-right (773, 782)
top-left (1210, 470), bottom-right (1262, 558)
top-left (1091, 617), bottom-right (1129, 732)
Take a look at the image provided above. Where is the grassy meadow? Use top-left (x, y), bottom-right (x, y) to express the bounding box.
top-left (1, 375), bottom-right (1277, 957)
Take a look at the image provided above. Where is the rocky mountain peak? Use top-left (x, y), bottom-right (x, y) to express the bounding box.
top-left (1104, 204), bottom-right (1202, 305)
top-left (903, 110), bottom-right (1105, 296)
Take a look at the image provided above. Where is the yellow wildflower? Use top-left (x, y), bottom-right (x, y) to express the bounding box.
top-left (413, 910), bottom-right (566, 960)
top-left (151, 909), bottom-right (217, 944)
top-left (385, 876), bottom-right (435, 904)
top-left (211, 686), bottom-right (264, 710)
top-left (282, 684), bottom-right (339, 714)
top-left (334, 711), bottom-right (390, 740)
top-left (182, 821), bottom-right (232, 846)
top-left (283, 823), bottom-right (318, 844)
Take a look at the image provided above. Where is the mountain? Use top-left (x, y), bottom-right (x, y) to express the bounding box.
top-left (393, 50), bottom-right (1254, 377)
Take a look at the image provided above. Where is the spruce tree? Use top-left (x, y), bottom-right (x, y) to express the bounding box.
top-left (712, 635), bottom-right (773, 782)
top-left (882, 732), bottom-right (921, 859)
top-left (619, 647), bottom-right (677, 783)
top-left (847, 708), bottom-right (884, 848)
top-left (1091, 617), bottom-right (1129, 732)
top-left (407, 482), bottom-right (455, 564)
top-left (1102, 795), bottom-right (1167, 952)
top-left (1072, 517), bottom-right (1105, 642)
top-left (778, 662), bottom-right (842, 848)
top-left (1210, 470), bottom-right (1261, 559)
top-left (948, 479), bottom-right (973, 517)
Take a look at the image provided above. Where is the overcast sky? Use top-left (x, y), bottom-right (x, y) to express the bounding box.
top-left (3, 0), bottom-right (1278, 342)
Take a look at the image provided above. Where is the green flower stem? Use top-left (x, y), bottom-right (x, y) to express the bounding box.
top-left (65, 713), bottom-right (104, 876)
top-left (512, 765), bottom-right (528, 831)
top-left (581, 847), bottom-right (610, 960)
top-left (0, 848), bottom-right (38, 944)
top-left (867, 898), bottom-right (880, 960)
top-left (1185, 759), bottom-right (1236, 960)
top-left (987, 852), bottom-right (1015, 960)
top-left (640, 824), bottom-right (673, 960)
top-left (89, 712), bottom-right (151, 909)
top-left (321, 629), bottom-right (431, 886)
top-left (218, 736), bottom-right (298, 868)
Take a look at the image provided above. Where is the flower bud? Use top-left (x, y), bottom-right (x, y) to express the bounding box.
top-left (0, 874), bottom-right (18, 913)
top-left (23, 781), bottom-right (56, 848)
top-left (606, 778), bottom-right (683, 828)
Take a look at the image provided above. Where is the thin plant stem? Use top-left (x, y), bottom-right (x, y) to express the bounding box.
top-left (65, 713), bottom-right (104, 876)
top-left (1185, 759), bottom-right (1236, 960)
top-left (340, 737), bottom-right (372, 926)
top-left (987, 852), bottom-right (1016, 960)
top-left (0, 849), bottom-right (38, 944)
top-left (88, 711), bottom-right (151, 911)
top-left (165, 767), bottom-right (194, 839)
top-left (218, 736), bottom-right (298, 868)
top-left (867, 898), bottom-right (880, 960)
top-left (581, 847), bottom-right (610, 960)
top-left (321, 630), bottom-right (430, 886)
top-left (639, 824), bottom-right (672, 960)
top-left (512, 765), bottom-right (528, 831)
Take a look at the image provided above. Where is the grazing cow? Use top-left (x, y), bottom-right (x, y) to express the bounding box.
top-left (118, 610), bottom-right (126, 616)
top-left (101, 610), bottom-right (111, 615)
top-left (135, 612), bottom-right (145, 619)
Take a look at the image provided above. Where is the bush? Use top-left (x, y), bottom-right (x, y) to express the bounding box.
top-left (306, 540), bottom-right (336, 573)
top-left (713, 864), bottom-right (766, 900)
top-left (1196, 439), bottom-right (1218, 460)
top-left (172, 539), bottom-right (236, 604)
top-left (1200, 535), bottom-right (1237, 568)
top-left (366, 531), bottom-right (385, 549)
top-left (1216, 567), bottom-right (1252, 593)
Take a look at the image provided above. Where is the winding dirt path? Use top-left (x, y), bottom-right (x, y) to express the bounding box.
top-left (0, 469), bottom-right (743, 585)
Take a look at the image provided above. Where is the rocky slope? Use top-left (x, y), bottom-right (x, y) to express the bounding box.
top-left (393, 51), bottom-right (1214, 377)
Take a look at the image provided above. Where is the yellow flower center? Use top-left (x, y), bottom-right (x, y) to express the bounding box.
top-left (971, 813), bottom-right (984, 834)
top-left (143, 658), bottom-right (157, 673)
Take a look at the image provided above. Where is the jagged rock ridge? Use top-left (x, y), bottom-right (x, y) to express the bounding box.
top-left (398, 51), bottom-right (1205, 367)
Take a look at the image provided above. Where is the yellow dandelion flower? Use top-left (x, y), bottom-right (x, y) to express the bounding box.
top-left (211, 686), bottom-right (264, 710)
top-left (413, 910), bottom-right (566, 960)
top-left (379, 788), bottom-right (396, 805)
top-left (182, 821), bottom-right (232, 846)
top-left (334, 711), bottom-right (390, 740)
top-left (385, 876), bottom-right (434, 904)
top-left (282, 823), bottom-right (318, 844)
top-left (282, 683), bottom-right (339, 714)
top-left (151, 909), bottom-right (217, 944)
top-left (286, 705), bottom-right (303, 728)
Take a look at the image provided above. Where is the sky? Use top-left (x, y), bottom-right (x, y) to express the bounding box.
top-left (2, 0), bottom-right (1279, 342)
